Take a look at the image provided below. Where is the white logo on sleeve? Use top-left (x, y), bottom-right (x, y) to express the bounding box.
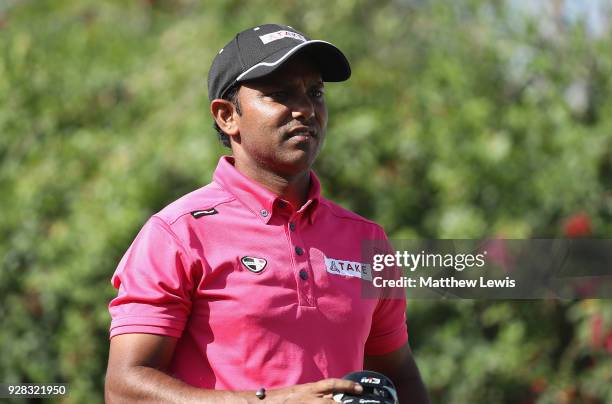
top-left (324, 257), bottom-right (372, 281)
top-left (259, 30), bottom-right (307, 44)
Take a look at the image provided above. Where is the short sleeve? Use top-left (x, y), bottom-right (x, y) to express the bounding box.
top-left (108, 216), bottom-right (196, 339)
top-left (364, 296), bottom-right (408, 355)
top-left (364, 226), bottom-right (408, 355)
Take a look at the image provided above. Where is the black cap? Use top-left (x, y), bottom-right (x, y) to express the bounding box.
top-left (207, 24), bottom-right (351, 101)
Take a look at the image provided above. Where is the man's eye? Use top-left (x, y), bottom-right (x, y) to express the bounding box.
top-left (310, 89), bottom-right (324, 98)
top-left (268, 91), bottom-right (288, 100)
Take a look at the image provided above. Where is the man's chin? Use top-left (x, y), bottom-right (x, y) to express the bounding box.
top-left (275, 151), bottom-right (319, 177)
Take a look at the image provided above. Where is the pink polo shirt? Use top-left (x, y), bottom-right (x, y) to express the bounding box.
top-left (109, 156), bottom-right (407, 390)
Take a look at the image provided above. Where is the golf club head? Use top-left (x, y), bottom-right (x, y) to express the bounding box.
top-left (332, 370), bottom-right (398, 404)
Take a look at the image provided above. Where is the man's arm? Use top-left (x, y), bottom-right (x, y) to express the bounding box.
top-left (364, 342), bottom-right (430, 404)
top-left (105, 333), bottom-right (363, 404)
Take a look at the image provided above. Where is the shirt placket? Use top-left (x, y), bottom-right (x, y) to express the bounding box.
top-left (286, 212), bottom-right (315, 307)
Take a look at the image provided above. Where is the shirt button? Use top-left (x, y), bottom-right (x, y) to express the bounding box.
top-left (289, 222), bottom-right (296, 231)
top-left (260, 209), bottom-right (269, 217)
top-left (295, 246), bottom-right (304, 256)
top-left (299, 270), bottom-right (308, 280)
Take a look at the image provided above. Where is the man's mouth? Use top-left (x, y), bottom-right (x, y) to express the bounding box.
top-left (286, 126), bottom-right (317, 139)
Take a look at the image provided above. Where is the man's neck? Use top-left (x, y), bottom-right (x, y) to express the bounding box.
top-left (234, 159), bottom-right (311, 209)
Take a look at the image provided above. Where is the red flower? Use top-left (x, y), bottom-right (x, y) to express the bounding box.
top-left (606, 331), bottom-right (612, 354)
top-left (530, 378), bottom-right (546, 394)
top-left (482, 238), bottom-right (514, 272)
top-left (591, 314), bottom-right (603, 349)
top-left (574, 279), bottom-right (598, 298)
top-left (563, 212), bottom-right (592, 238)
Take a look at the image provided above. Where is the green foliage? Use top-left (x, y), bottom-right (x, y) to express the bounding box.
top-left (1, 0), bottom-right (610, 403)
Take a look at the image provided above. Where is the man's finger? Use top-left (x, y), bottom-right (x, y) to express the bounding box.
top-left (312, 378), bottom-right (363, 394)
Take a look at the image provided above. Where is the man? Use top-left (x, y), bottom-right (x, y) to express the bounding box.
top-left (105, 24), bottom-right (430, 403)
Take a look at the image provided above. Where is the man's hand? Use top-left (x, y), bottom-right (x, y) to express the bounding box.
top-left (266, 379), bottom-right (363, 403)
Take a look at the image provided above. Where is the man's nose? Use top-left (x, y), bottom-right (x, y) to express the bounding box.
top-left (291, 92), bottom-right (315, 121)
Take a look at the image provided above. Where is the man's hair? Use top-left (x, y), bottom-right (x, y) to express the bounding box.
top-left (213, 83), bottom-right (241, 148)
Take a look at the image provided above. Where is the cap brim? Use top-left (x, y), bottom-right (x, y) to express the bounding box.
top-left (235, 40), bottom-right (351, 83)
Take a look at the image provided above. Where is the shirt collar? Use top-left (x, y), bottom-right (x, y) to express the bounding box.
top-left (213, 156), bottom-right (321, 224)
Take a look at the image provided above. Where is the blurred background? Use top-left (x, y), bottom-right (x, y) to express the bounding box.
top-left (1, 0), bottom-right (611, 402)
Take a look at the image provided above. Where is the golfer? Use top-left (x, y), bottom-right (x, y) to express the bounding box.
top-left (105, 24), bottom-right (429, 403)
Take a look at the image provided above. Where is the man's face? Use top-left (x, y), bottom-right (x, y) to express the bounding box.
top-left (232, 55), bottom-right (328, 177)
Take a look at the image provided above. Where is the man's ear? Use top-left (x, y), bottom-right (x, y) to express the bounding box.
top-left (210, 99), bottom-right (240, 137)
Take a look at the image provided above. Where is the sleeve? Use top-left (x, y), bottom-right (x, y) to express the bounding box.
top-left (108, 216), bottom-right (196, 339)
top-left (364, 295), bottom-right (408, 355)
top-left (364, 226), bottom-right (409, 355)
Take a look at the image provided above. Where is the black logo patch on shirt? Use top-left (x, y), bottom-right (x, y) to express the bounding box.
top-left (241, 256), bottom-right (267, 274)
top-left (191, 208), bottom-right (218, 218)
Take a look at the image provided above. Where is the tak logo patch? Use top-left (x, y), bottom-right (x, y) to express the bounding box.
top-left (325, 257), bottom-right (372, 281)
top-left (241, 256), bottom-right (267, 274)
top-left (259, 30), bottom-right (307, 44)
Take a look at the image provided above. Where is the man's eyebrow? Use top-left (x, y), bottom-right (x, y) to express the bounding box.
top-left (307, 79), bottom-right (324, 89)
